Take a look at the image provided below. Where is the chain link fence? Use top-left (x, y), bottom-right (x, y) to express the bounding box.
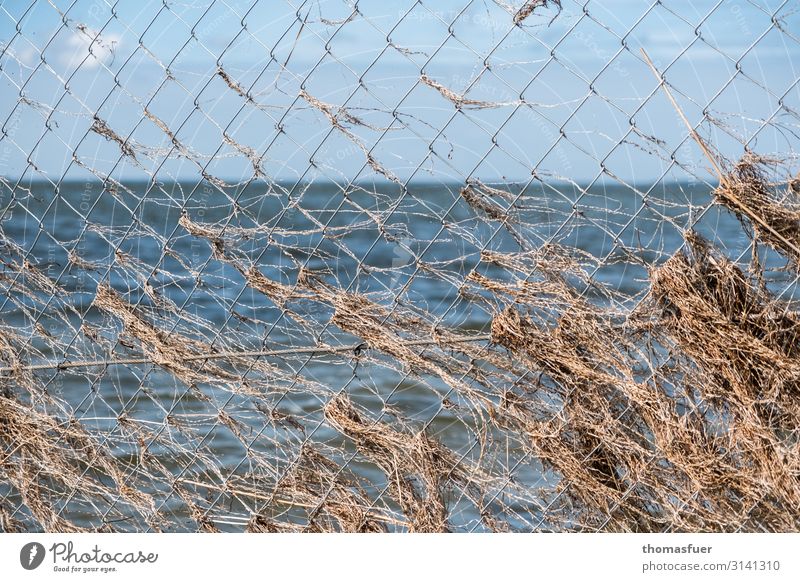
top-left (1, 0), bottom-right (799, 532)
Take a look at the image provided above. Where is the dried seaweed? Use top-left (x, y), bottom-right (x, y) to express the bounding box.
top-left (513, 0), bottom-right (562, 25)
top-left (0, 26), bottom-right (798, 535)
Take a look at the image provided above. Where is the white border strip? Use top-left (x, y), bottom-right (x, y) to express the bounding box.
top-left (1, 533), bottom-right (798, 581)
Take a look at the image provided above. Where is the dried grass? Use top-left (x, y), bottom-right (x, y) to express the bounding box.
top-left (513, 0), bottom-right (562, 24)
top-left (713, 155), bottom-right (800, 266)
top-left (2, 52), bottom-right (800, 533)
top-left (5, 188), bottom-right (800, 531)
top-left (324, 394), bottom-right (461, 532)
top-left (90, 117), bottom-right (136, 160)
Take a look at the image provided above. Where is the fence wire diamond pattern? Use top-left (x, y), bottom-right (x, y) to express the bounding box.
top-left (1, 0), bottom-right (799, 532)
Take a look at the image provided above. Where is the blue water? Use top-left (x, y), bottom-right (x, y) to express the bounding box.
top-left (0, 178), bottom-right (766, 530)
top-left (2, 178), bottom-right (743, 302)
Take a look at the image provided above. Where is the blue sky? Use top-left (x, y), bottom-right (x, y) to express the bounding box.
top-left (0, 0), bottom-right (798, 185)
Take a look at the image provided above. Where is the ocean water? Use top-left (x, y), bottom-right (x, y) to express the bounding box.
top-left (0, 179), bottom-right (764, 530)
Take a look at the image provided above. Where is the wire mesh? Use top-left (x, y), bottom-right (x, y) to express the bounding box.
top-left (1, 0), bottom-right (799, 532)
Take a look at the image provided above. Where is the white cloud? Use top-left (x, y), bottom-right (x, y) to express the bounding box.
top-left (59, 26), bottom-right (121, 71)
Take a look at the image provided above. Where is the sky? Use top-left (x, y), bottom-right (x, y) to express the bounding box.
top-left (0, 0), bottom-right (798, 185)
